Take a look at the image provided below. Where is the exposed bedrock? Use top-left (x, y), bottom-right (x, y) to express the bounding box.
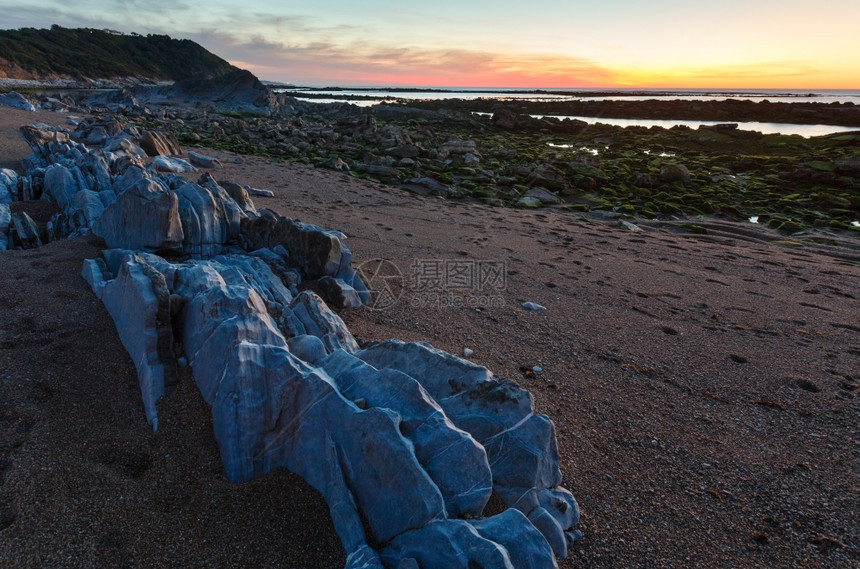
top-left (12, 118), bottom-right (580, 568)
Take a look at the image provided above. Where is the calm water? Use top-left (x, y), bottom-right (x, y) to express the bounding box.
top-left (533, 115), bottom-right (859, 138)
top-left (279, 87), bottom-right (860, 105)
top-left (279, 87), bottom-right (860, 137)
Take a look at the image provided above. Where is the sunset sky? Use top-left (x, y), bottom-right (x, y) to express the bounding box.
top-left (2, 0), bottom-right (858, 89)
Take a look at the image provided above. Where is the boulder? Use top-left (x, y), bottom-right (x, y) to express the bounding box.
top-left (317, 275), bottom-right (363, 310)
top-left (835, 155), bottom-right (860, 177)
top-left (320, 350), bottom-right (493, 518)
top-left (317, 156), bottom-right (350, 171)
top-left (68, 189), bottom-right (106, 227)
top-left (524, 187), bottom-right (562, 205)
top-left (491, 107), bottom-right (519, 130)
top-left (344, 546), bottom-right (384, 569)
top-left (207, 341), bottom-right (447, 542)
top-left (81, 257), bottom-right (112, 299)
top-left (180, 283), bottom-right (287, 404)
top-left (471, 509), bottom-right (559, 569)
top-left (10, 211), bottom-right (42, 249)
top-left (86, 126), bottom-right (109, 146)
top-left (82, 151), bottom-right (113, 193)
top-left (516, 196), bottom-right (543, 208)
top-left (245, 186), bottom-right (275, 198)
top-left (286, 334), bottom-right (328, 364)
top-left (380, 518), bottom-right (553, 569)
top-left (139, 130), bottom-right (182, 156)
top-left (438, 140), bottom-right (477, 159)
top-left (100, 254), bottom-right (177, 430)
top-left (43, 164), bottom-right (81, 209)
top-left (659, 162), bottom-right (691, 186)
top-left (217, 180), bottom-right (256, 212)
top-left (173, 181), bottom-right (230, 258)
top-left (210, 254), bottom-right (294, 309)
top-left (406, 177), bottom-right (449, 195)
top-left (151, 155), bottom-right (197, 173)
top-left (188, 151), bottom-right (223, 169)
top-left (527, 163), bottom-right (570, 193)
top-left (285, 291), bottom-right (359, 353)
top-left (0, 204), bottom-right (10, 250)
top-left (104, 137), bottom-right (149, 160)
top-left (241, 210), bottom-right (345, 279)
top-left (0, 169), bottom-right (17, 204)
top-left (356, 340), bottom-right (534, 442)
top-left (483, 413), bottom-right (562, 494)
top-left (92, 173), bottom-right (184, 252)
top-left (386, 144), bottom-right (420, 159)
top-left (0, 91), bottom-right (36, 112)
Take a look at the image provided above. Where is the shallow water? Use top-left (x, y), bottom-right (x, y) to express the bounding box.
top-left (282, 87), bottom-right (860, 105)
top-left (533, 115), bottom-right (859, 138)
top-left (472, 111), bottom-right (857, 138)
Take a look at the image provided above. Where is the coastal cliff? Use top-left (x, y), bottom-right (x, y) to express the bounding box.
top-left (0, 25), bottom-right (237, 82)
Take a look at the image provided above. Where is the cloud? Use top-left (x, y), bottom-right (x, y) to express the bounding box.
top-left (182, 27), bottom-right (616, 87)
top-left (0, 3), bottom-right (616, 87)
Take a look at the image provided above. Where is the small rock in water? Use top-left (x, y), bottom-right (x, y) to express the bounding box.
top-left (521, 301), bottom-right (546, 311)
top-left (463, 348), bottom-right (474, 358)
top-left (532, 366), bottom-right (542, 373)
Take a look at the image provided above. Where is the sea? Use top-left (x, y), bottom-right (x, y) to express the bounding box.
top-left (273, 87), bottom-right (860, 138)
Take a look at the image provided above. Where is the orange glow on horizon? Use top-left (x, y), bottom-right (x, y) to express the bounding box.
top-left (233, 50), bottom-right (859, 91)
top-left (323, 67), bottom-right (858, 91)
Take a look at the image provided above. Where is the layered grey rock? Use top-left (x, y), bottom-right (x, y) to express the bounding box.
top-left (93, 171), bottom-right (184, 252)
top-left (140, 130), bottom-right (182, 156)
top-left (0, 168), bottom-right (17, 204)
top-left (10, 211), bottom-right (41, 249)
top-left (0, 91), bottom-right (36, 111)
top-left (355, 339), bottom-right (579, 558)
top-left (188, 150), bottom-right (223, 168)
top-left (16, 114), bottom-right (579, 569)
top-left (319, 350), bottom-right (493, 518)
top-left (0, 204), bottom-right (10, 250)
top-left (356, 340), bottom-right (534, 442)
top-left (173, 181), bottom-right (232, 258)
top-left (151, 155), bottom-right (197, 173)
top-left (100, 254), bottom-right (177, 430)
top-left (240, 210), bottom-right (370, 308)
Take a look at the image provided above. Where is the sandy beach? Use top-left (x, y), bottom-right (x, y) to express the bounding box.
top-left (1, 106), bottom-right (858, 568)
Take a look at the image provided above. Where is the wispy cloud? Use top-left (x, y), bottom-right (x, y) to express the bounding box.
top-left (183, 28), bottom-right (617, 86)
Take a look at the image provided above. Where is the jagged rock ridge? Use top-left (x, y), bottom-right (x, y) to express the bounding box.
top-left (9, 118), bottom-right (581, 568)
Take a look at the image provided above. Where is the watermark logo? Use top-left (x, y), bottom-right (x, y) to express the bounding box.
top-left (357, 257), bottom-right (506, 311)
top-left (356, 258), bottom-right (405, 311)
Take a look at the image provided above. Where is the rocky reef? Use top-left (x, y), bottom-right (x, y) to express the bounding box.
top-left (4, 87), bottom-right (859, 234)
top-left (5, 118), bottom-right (581, 568)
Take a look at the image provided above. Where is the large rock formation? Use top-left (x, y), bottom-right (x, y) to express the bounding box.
top-left (10, 118), bottom-right (581, 568)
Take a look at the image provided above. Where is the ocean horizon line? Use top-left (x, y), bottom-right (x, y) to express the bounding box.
top-left (267, 84), bottom-right (860, 95)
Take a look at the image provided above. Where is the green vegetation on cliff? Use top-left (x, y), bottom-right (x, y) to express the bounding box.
top-left (0, 25), bottom-right (237, 81)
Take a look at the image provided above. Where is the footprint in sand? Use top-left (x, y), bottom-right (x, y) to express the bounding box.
top-left (799, 302), bottom-right (833, 312)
